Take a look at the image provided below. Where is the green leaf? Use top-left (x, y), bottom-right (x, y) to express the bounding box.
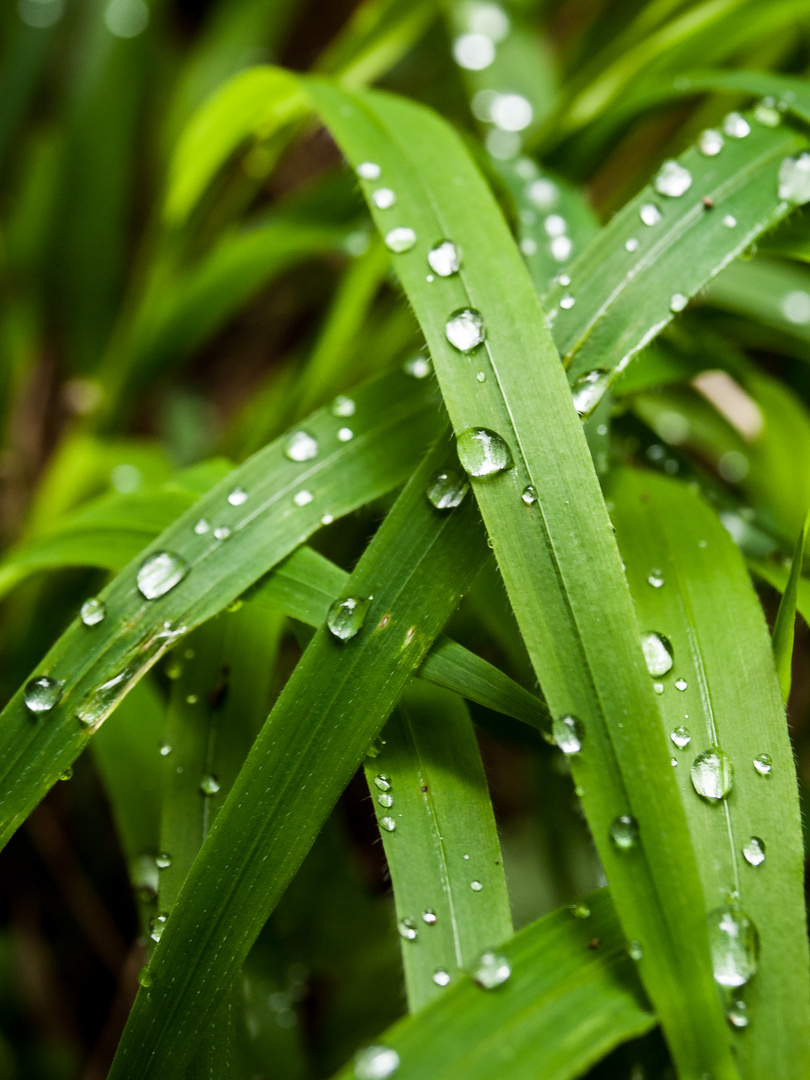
top-left (332, 889), bottom-right (655, 1080)
top-left (609, 466), bottom-right (810, 1077)
top-left (366, 682), bottom-right (512, 1011)
top-left (771, 510), bottom-right (810, 702)
top-left (307, 78), bottom-right (736, 1078)
top-left (109, 435), bottom-right (490, 1079)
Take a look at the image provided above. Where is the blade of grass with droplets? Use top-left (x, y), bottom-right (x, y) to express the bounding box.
top-left (771, 510), bottom-right (810, 702)
top-left (0, 368), bottom-right (441, 849)
top-left (108, 435), bottom-right (490, 1080)
top-left (544, 111), bottom-right (809, 399)
top-left (332, 888), bottom-right (654, 1080)
top-left (609, 466), bottom-right (810, 1078)
top-left (307, 79), bottom-right (736, 1078)
top-left (365, 682), bottom-right (512, 1011)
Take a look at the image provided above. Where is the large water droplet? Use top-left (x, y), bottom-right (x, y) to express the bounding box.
top-left (691, 749), bottom-right (733, 801)
top-left (398, 918), bottom-right (418, 941)
top-left (723, 112), bottom-right (751, 138)
top-left (374, 774), bottom-right (391, 792)
top-left (445, 308), bottom-right (485, 352)
top-left (698, 129), bottom-right (724, 156)
top-left (327, 596), bottom-right (370, 641)
top-left (200, 774), bottom-right (221, 796)
top-left (753, 753), bottom-right (772, 776)
top-left (778, 153), bottom-right (810, 205)
top-left (572, 369), bottom-right (610, 417)
top-left (707, 904), bottom-right (759, 987)
top-left (432, 968), bottom-right (451, 987)
top-left (24, 675), bottom-right (63, 715)
top-left (422, 909), bottom-right (437, 924)
top-left (640, 203), bottom-right (662, 226)
top-left (553, 714), bottom-right (584, 754)
top-left (521, 484), bottom-right (537, 505)
top-left (385, 227), bottom-right (417, 253)
top-left (155, 852), bottom-right (172, 869)
top-left (380, 816), bottom-right (396, 833)
top-left (227, 486), bottom-right (248, 506)
top-left (428, 240), bottom-right (461, 277)
top-left (372, 188), bottom-right (396, 209)
top-left (470, 879), bottom-right (483, 891)
top-left (137, 552), bottom-right (189, 600)
top-left (457, 428), bottom-right (512, 477)
top-left (357, 162), bottom-right (381, 180)
top-left (426, 469), bottom-right (469, 510)
top-left (285, 430), bottom-right (319, 462)
top-left (473, 950), bottom-right (511, 988)
top-left (81, 598), bottom-right (106, 626)
top-left (377, 792), bottom-right (393, 808)
top-left (354, 1044), bottom-right (400, 1080)
top-left (654, 160), bottom-right (692, 197)
top-left (610, 815), bottom-right (639, 851)
top-left (150, 913), bottom-right (167, 943)
top-left (640, 631), bottom-right (674, 677)
top-left (671, 725), bottom-right (691, 749)
top-left (742, 836), bottom-right (765, 867)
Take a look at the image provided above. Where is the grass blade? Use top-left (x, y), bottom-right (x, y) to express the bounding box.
top-left (771, 510), bottom-right (810, 702)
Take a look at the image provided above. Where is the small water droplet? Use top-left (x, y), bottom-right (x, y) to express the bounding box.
top-left (553, 714), bottom-right (584, 754)
top-left (186, 693), bottom-right (199, 705)
top-left (654, 160), bottom-right (692, 197)
top-left (137, 552), bottom-right (189, 600)
top-left (671, 725), bottom-right (691, 749)
top-left (137, 966), bottom-right (153, 988)
top-left (227, 486), bottom-right (248, 506)
top-left (377, 792), bottom-right (393, 808)
top-left (357, 162), bottom-right (381, 180)
top-left (727, 1000), bottom-right (749, 1028)
top-left (778, 153), bottom-right (810, 204)
top-left (723, 112), bottom-right (750, 138)
top-left (384, 227), bottom-right (417, 253)
top-left (674, 678), bottom-right (688, 691)
top-left (372, 188), bottom-right (396, 209)
top-left (470, 879), bottom-right (483, 891)
top-left (213, 526), bottom-right (231, 541)
top-left (159, 742), bottom-right (172, 756)
top-left (24, 676), bottom-right (63, 715)
top-left (476, 371), bottom-right (487, 382)
top-left (640, 202), bottom-right (662, 226)
top-left (398, 918), bottom-right (417, 941)
top-left (628, 940), bottom-right (644, 961)
top-left (59, 766), bottom-right (73, 781)
top-left (81, 598), bottom-right (106, 626)
top-left (473, 950), bottom-right (511, 988)
top-left (670, 292), bottom-right (688, 313)
top-left (572, 370), bottom-right (610, 417)
top-left (610, 815), bottom-right (639, 851)
top-left (753, 753), bottom-right (772, 776)
top-left (671, 757), bottom-right (679, 767)
top-left (457, 428), bottom-right (512, 477)
top-left (647, 569), bottom-right (664, 588)
top-left (453, 32), bottom-right (495, 70)
top-left (156, 852), bottom-right (172, 869)
top-left (332, 395), bottom-right (356, 417)
top-left (551, 235), bottom-right (573, 261)
top-left (294, 490), bottom-right (314, 507)
top-left (374, 774), bottom-right (392, 792)
top-left (641, 631), bottom-right (674, 677)
top-left (327, 596), bottom-right (370, 641)
top-left (354, 1044), bottom-right (400, 1080)
top-left (569, 902), bottom-right (590, 919)
top-left (708, 904), bottom-right (759, 987)
top-left (432, 968), bottom-right (451, 986)
top-left (428, 240), bottom-right (461, 277)
top-left (422, 909), bottom-right (437, 924)
top-left (321, 512), bottom-right (334, 525)
top-left (200, 774), bottom-right (220, 796)
top-left (404, 354), bottom-right (431, 379)
top-left (625, 237), bottom-right (640, 252)
top-left (380, 816), bottom-right (396, 833)
top-left (698, 129), bottom-right (724, 156)
top-left (559, 293), bottom-right (575, 309)
top-left (722, 214), bottom-right (737, 228)
top-left (445, 308), bottom-right (485, 352)
top-left (426, 469), bottom-right (469, 510)
top-left (285, 430), bottom-right (319, 462)
top-left (742, 836), bottom-right (765, 867)
top-left (654, 682), bottom-right (664, 695)
top-left (150, 913), bottom-right (167, 942)
top-left (691, 749), bottom-right (733, 801)
top-left (755, 98), bottom-right (781, 127)
top-left (521, 484), bottom-right (537, 505)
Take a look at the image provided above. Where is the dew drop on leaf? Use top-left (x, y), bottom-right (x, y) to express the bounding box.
top-left (690, 749), bottom-right (733, 801)
top-left (81, 598), bottom-right (106, 626)
top-left (723, 214), bottom-right (737, 228)
top-left (640, 202), bottom-right (662, 226)
top-left (427, 240), bottom-right (461, 277)
top-left (284, 430), bottom-right (319, 462)
top-left (698, 129), bottom-right (724, 156)
top-left (742, 836), bottom-right (765, 867)
top-left (553, 714), bottom-right (584, 754)
top-left (628, 941), bottom-right (643, 961)
top-left (473, 950), bottom-right (511, 988)
top-left (654, 160), bottom-right (692, 197)
top-left (327, 596), bottom-right (371, 641)
top-left (374, 774), bottom-right (391, 792)
top-left (572, 369), bottom-right (610, 417)
top-left (150, 913), bottom-right (167, 942)
top-left (332, 394), bottom-right (356, 417)
top-left (422, 909), bottom-right (437, 924)
top-left (227, 486), bottom-right (248, 506)
top-left (200, 774), bottom-right (220, 796)
top-left (213, 526), bottom-right (231, 541)
top-left (521, 484), bottom-right (537, 505)
top-left (778, 153), bottom-right (810, 205)
top-left (569, 902), bottom-right (590, 919)
top-left (372, 188), bottom-right (395, 209)
top-left (671, 725), bottom-right (691, 749)
top-left (723, 112), bottom-right (751, 138)
top-left (432, 968), bottom-right (451, 986)
top-left (625, 237), bottom-right (640, 252)
top-left (670, 293), bottom-right (688, 313)
top-left (755, 98), bottom-right (781, 127)
top-left (425, 469), bottom-right (469, 510)
top-left (753, 753), bottom-right (772, 775)
top-left (155, 852), bottom-right (171, 869)
top-left (137, 966), bottom-right (153, 988)
top-left (470, 879), bottom-right (483, 891)
top-left (647, 569), bottom-right (664, 588)
top-left (445, 308), bottom-right (485, 351)
top-left (610, 815), bottom-right (639, 851)
top-left (294, 490), bottom-right (314, 507)
top-left (675, 678), bottom-right (688, 691)
top-left (727, 1000), bottom-right (749, 1028)
top-left (356, 162), bottom-right (381, 180)
top-left (404, 354), bottom-right (431, 379)
top-left (384, 227), bottom-right (417, 253)
top-left (194, 518), bottom-right (210, 535)
top-left (559, 293), bottom-right (575, 310)
top-left (707, 904), bottom-right (759, 987)
top-left (380, 816), bottom-right (396, 833)
top-left (397, 918), bottom-right (417, 941)
top-left (137, 551), bottom-right (189, 600)
top-left (24, 676), bottom-right (63, 715)
top-left (457, 428), bottom-right (513, 477)
top-left (640, 631), bottom-right (674, 677)
top-left (354, 1044), bottom-right (400, 1080)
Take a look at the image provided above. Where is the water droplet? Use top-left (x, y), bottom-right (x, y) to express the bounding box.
top-left (654, 160), bottom-right (692, 197)
top-left (569, 902), bottom-right (590, 919)
top-left (155, 852), bottom-right (172, 869)
top-left (671, 757), bottom-right (679, 767)
top-left (699, 129), bottom-right (724, 156)
top-left (521, 484), bottom-right (537, 505)
top-left (380, 816), bottom-right (396, 833)
top-left (647, 569), bottom-right (664, 588)
top-left (327, 596), bottom-right (370, 641)
top-left (610, 815), bottom-right (639, 851)
top-left (321, 513), bottom-right (334, 526)
top-left (398, 918), bottom-right (417, 941)
top-left (476, 371), bottom-right (486, 382)
top-left (404, 354), bottom-right (431, 379)
top-left (628, 940), bottom-right (644, 961)
top-left (722, 214), bottom-right (737, 228)
top-left (354, 1044), bottom-right (400, 1080)
top-left (755, 98), bottom-right (781, 127)
top-left (357, 162), bottom-right (381, 180)
top-left (742, 836), bottom-right (765, 867)
top-left (727, 1000), bottom-right (749, 1028)
top-left (426, 469), bottom-right (469, 510)
top-left (285, 430), bottom-right (319, 462)
top-left (159, 743), bottom-right (172, 758)
top-left (520, 238), bottom-right (537, 256)
top-left (670, 293), bottom-right (688, 313)
top-left (137, 966), bottom-right (153, 988)
top-left (432, 968), bottom-right (451, 987)
top-left (527, 178), bottom-right (557, 209)
top-left (753, 753), bottom-right (772, 775)
top-left (778, 152), bottom-right (810, 205)
top-left (470, 879), bottom-right (483, 891)
top-left (422, 909), bottom-right (437, 924)
top-left (625, 237), bottom-right (640, 252)
top-left (543, 214), bottom-right (566, 238)
top-left (674, 678), bottom-right (688, 691)
top-left (640, 631), bottom-right (674, 677)
top-left (384, 227), bottom-right (417, 253)
top-left (691, 749), bottom-right (733, 801)
top-left (58, 766), bottom-right (73, 781)
top-left (377, 792), bottom-right (393, 808)
top-left (571, 370), bottom-right (610, 417)
top-left (559, 293), bottom-right (575, 309)
top-left (453, 32), bottom-right (495, 70)
top-left (654, 682), bottom-right (664, 695)
top-left (294, 490), bottom-right (314, 507)
top-left (200, 774), bottom-right (220, 796)
top-left (374, 774), bottom-right (392, 792)
top-left (551, 235), bottom-right (573, 261)
top-left (137, 552), bottom-right (189, 600)
top-left (553, 714), bottom-right (584, 754)
top-left (213, 526), bottom-right (231, 541)
top-left (445, 308), bottom-right (485, 352)
top-left (150, 913), bottom-right (167, 943)
top-left (708, 904), bottom-right (759, 987)
top-left (457, 428), bottom-right (512, 477)
top-left (671, 725), bottom-right (691, 749)
top-left (723, 112), bottom-right (750, 138)
top-left (81, 598), bottom-right (106, 626)
top-left (24, 676), bottom-right (63, 715)
top-left (228, 486), bottom-right (248, 506)
top-left (332, 395), bottom-right (356, 417)
top-left (372, 188), bottom-right (395, 209)
top-left (640, 203), bottom-right (662, 226)
top-left (428, 240), bottom-right (461, 277)
top-left (473, 951), bottom-right (511, 988)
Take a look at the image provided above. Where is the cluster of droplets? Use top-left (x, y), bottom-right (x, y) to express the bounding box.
top-left (373, 774), bottom-right (396, 834)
